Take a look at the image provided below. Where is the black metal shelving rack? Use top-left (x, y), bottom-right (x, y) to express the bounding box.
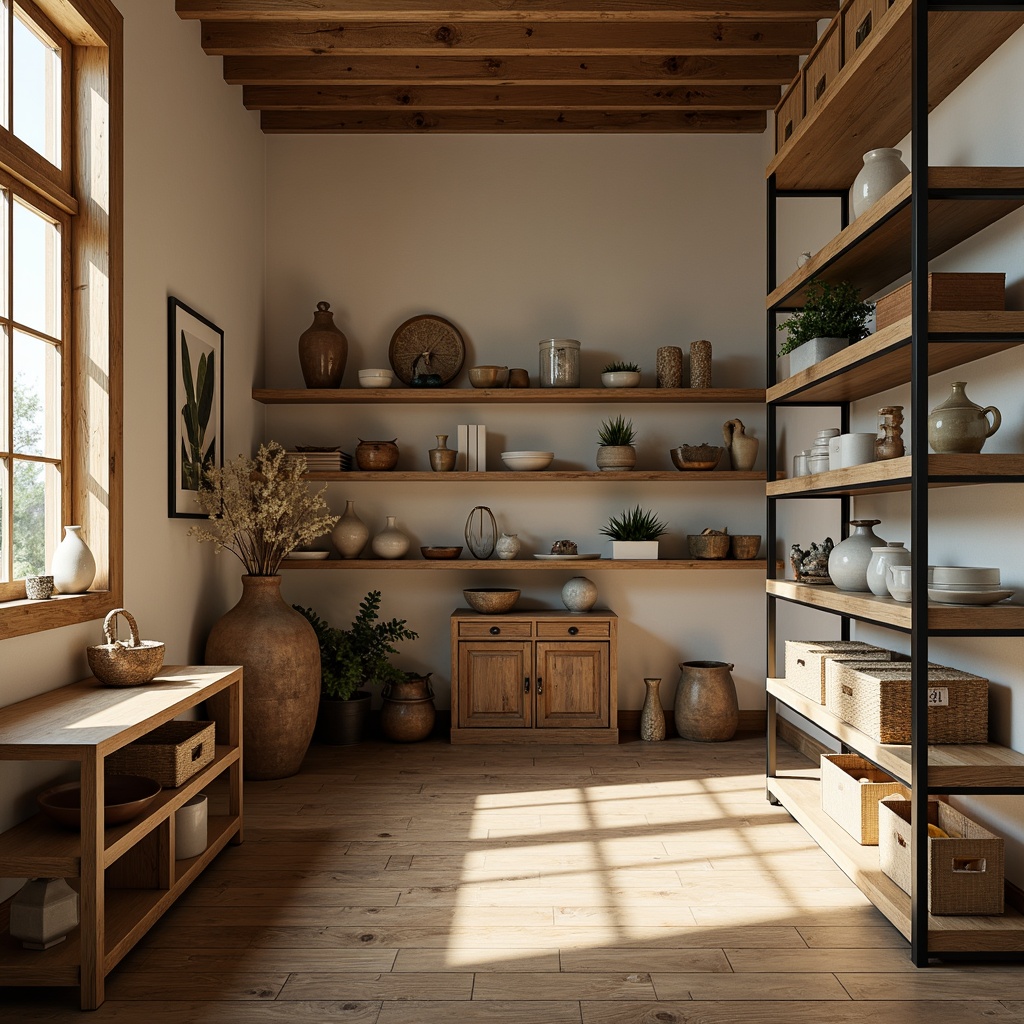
top-left (764, 0), bottom-right (1024, 966)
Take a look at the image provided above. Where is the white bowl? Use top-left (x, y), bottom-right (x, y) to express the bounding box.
top-left (501, 450), bottom-right (554, 471)
top-left (358, 369), bottom-right (393, 389)
top-left (928, 581), bottom-right (1002, 592)
top-left (930, 565), bottom-right (1000, 586)
top-left (601, 371), bottom-right (641, 388)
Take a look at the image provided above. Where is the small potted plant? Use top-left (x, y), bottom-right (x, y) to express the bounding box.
top-left (600, 505), bottom-right (668, 559)
top-left (596, 415), bottom-right (637, 471)
top-left (776, 279), bottom-right (874, 379)
top-left (295, 591), bottom-right (418, 745)
top-left (601, 360), bottom-right (641, 388)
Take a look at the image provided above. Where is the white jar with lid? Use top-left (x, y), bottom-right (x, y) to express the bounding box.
top-left (539, 338), bottom-right (580, 387)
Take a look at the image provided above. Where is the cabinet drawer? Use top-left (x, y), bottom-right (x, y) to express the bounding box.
top-left (802, 19), bottom-right (840, 117)
top-left (458, 619), bottom-right (533, 639)
top-left (536, 619), bottom-right (611, 639)
top-left (775, 77), bottom-right (802, 152)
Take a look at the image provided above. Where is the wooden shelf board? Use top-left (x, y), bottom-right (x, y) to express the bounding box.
top-left (304, 470), bottom-right (766, 482)
top-left (254, 386), bottom-right (765, 405)
top-left (767, 0), bottom-right (1024, 190)
top-left (768, 678), bottom-right (1024, 789)
top-left (768, 169), bottom-right (1024, 309)
top-left (283, 558), bottom-right (770, 571)
top-left (768, 773), bottom-right (1024, 951)
top-left (768, 312), bottom-right (1024, 405)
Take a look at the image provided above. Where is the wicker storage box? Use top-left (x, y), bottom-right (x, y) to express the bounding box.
top-left (802, 17), bottom-right (840, 117)
top-left (878, 797), bottom-right (1004, 915)
top-left (775, 77), bottom-right (802, 152)
top-left (106, 720), bottom-right (216, 788)
top-left (875, 273), bottom-right (1005, 331)
top-left (785, 640), bottom-right (895, 704)
top-left (825, 661), bottom-right (988, 744)
top-left (820, 753), bottom-right (911, 845)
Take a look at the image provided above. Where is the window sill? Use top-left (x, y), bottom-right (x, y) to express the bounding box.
top-left (0, 590), bottom-right (118, 641)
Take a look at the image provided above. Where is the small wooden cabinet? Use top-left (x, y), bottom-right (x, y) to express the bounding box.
top-left (450, 610), bottom-right (617, 744)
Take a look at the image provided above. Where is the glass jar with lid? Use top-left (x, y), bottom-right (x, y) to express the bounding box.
top-left (539, 338), bottom-right (581, 387)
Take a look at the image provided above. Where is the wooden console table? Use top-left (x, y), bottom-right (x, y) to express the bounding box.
top-left (0, 665), bottom-right (243, 1009)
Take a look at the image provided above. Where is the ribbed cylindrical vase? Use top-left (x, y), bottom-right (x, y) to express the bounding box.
top-left (205, 575), bottom-right (320, 780)
top-left (674, 661), bottom-right (739, 742)
top-left (640, 678), bottom-right (666, 741)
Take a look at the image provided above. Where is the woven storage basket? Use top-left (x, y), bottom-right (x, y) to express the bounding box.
top-left (106, 720), bottom-right (216, 788)
top-left (820, 753), bottom-right (911, 845)
top-left (878, 797), bottom-right (1004, 915)
top-left (785, 640), bottom-right (897, 704)
top-left (825, 660), bottom-right (988, 744)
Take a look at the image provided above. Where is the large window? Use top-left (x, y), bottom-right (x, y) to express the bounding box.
top-left (0, 0), bottom-right (121, 638)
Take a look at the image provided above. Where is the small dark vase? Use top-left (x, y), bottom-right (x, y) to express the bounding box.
top-left (316, 691), bottom-right (371, 745)
top-left (298, 301), bottom-right (348, 388)
top-left (380, 673), bottom-right (436, 742)
top-left (674, 660), bottom-right (739, 742)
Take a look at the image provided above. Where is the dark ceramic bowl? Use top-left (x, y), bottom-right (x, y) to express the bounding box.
top-left (687, 533), bottom-right (730, 559)
top-left (670, 445), bottom-right (724, 471)
top-left (421, 546), bottom-right (463, 560)
top-left (38, 775), bottom-right (162, 830)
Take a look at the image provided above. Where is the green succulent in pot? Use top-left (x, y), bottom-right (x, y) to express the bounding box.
top-left (600, 505), bottom-right (668, 542)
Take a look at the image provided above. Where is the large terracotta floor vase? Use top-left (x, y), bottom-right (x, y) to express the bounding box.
top-left (206, 575), bottom-right (320, 780)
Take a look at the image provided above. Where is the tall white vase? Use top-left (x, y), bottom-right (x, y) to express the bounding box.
top-left (51, 525), bottom-right (96, 594)
top-left (851, 148), bottom-right (909, 219)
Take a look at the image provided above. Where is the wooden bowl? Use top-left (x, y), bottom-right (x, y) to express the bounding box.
top-left (468, 365), bottom-right (509, 388)
top-left (463, 588), bottom-right (520, 614)
top-left (38, 775), bottom-right (162, 830)
top-left (687, 533), bottom-right (730, 559)
top-left (729, 534), bottom-right (762, 559)
top-left (670, 445), bottom-right (724, 471)
top-left (421, 546), bottom-right (463, 560)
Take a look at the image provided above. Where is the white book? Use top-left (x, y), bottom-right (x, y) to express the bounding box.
top-left (456, 424), bottom-right (468, 472)
top-left (467, 424), bottom-right (477, 472)
top-left (476, 424), bottom-right (487, 472)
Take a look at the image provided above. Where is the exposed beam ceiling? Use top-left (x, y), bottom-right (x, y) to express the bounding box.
top-left (177, 0), bottom-right (834, 133)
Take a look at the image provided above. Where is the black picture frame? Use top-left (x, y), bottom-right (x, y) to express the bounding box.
top-left (168, 296), bottom-right (224, 518)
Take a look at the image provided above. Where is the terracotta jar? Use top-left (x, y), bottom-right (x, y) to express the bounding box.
top-left (380, 673), bottom-right (436, 742)
top-left (674, 661), bottom-right (738, 742)
top-left (356, 438), bottom-right (399, 471)
top-left (298, 301), bottom-right (348, 388)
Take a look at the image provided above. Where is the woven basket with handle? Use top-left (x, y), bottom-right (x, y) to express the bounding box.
top-left (86, 608), bottom-right (165, 687)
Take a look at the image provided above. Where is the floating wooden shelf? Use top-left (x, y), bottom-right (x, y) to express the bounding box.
top-left (253, 386), bottom-right (765, 405)
top-left (768, 312), bottom-right (1024, 404)
top-left (767, 0), bottom-right (1024, 191)
top-left (768, 169), bottom-right (1024, 309)
top-left (767, 772), bottom-right (1024, 953)
top-left (768, 678), bottom-right (1024, 789)
top-left (306, 470), bottom-right (766, 482)
top-left (283, 558), bottom-right (770, 572)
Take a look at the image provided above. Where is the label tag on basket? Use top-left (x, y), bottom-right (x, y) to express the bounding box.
top-left (928, 687), bottom-right (949, 707)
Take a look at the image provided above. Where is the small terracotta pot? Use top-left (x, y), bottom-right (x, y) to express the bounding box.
top-left (356, 439), bottom-right (399, 471)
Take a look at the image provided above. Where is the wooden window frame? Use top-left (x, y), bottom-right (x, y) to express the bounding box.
top-left (0, 0), bottom-right (121, 640)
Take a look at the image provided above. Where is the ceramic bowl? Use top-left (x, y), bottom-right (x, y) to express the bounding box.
top-left (729, 534), bottom-right (762, 560)
top-left (687, 533), bottom-right (730, 559)
top-left (420, 546), bottom-right (463, 560)
top-left (930, 566), bottom-right (1000, 586)
top-left (469, 365), bottom-right (509, 388)
top-left (928, 581), bottom-right (1002, 592)
top-left (358, 369), bottom-right (393, 388)
top-left (670, 445), bottom-right (724, 471)
top-left (38, 775), bottom-right (162, 830)
top-left (501, 451), bottom-right (554, 471)
top-left (463, 588), bottom-right (521, 614)
top-left (601, 371), bottom-right (641, 388)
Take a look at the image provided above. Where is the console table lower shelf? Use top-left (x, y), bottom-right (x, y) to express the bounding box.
top-left (768, 770), bottom-right (1024, 954)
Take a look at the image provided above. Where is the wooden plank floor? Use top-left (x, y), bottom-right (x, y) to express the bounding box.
top-left (6, 735), bottom-right (1024, 1021)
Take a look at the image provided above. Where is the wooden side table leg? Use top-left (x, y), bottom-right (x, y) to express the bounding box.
top-left (79, 752), bottom-right (105, 1009)
top-left (229, 673), bottom-right (243, 844)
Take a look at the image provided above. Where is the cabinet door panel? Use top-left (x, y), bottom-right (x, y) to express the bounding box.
top-left (536, 642), bottom-right (609, 728)
top-left (458, 642), bottom-right (532, 728)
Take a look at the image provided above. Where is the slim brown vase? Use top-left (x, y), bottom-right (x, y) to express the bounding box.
top-left (205, 575), bottom-right (320, 780)
top-left (674, 660), bottom-right (739, 742)
top-left (298, 301), bottom-right (348, 388)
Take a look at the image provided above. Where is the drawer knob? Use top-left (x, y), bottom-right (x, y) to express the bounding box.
top-left (489, 626), bottom-right (501, 635)
top-left (567, 626), bottom-right (579, 636)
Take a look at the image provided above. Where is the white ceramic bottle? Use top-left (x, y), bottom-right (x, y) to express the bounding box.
top-left (371, 516), bottom-right (410, 559)
top-left (866, 543), bottom-right (911, 597)
top-left (51, 526), bottom-right (96, 594)
top-left (331, 500), bottom-right (369, 559)
top-left (851, 148), bottom-right (909, 219)
top-left (827, 520), bottom-right (886, 592)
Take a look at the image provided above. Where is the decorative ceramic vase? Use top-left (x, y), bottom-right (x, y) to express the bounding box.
top-left (316, 691), bottom-right (371, 745)
top-left (640, 678), bottom-right (666, 741)
top-left (851, 148), bottom-right (909, 219)
top-left (927, 381), bottom-right (1001, 453)
top-left (828, 519), bottom-right (886, 592)
top-left (355, 438), bottom-right (400, 470)
top-left (429, 434), bottom-right (457, 472)
top-left (656, 346), bottom-right (683, 388)
top-left (371, 516), bottom-right (410, 559)
top-left (561, 576), bottom-right (598, 613)
top-left (298, 301), bottom-right (348, 388)
top-left (381, 673), bottom-right (436, 743)
top-left (866, 543), bottom-right (911, 597)
top-left (10, 878), bottom-right (79, 949)
top-left (332, 500), bottom-right (369, 558)
top-left (465, 506), bottom-right (497, 558)
top-left (722, 418), bottom-right (758, 471)
top-left (596, 445), bottom-right (636, 471)
top-left (174, 793), bottom-right (208, 860)
top-left (674, 661), bottom-right (739, 742)
top-left (205, 575), bottom-right (320, 780)
top-left (876, 406), bottom-right (905, 460)
top-left (51, 525), bottom-right (96, 594)
top-left (495, 532), bottom-right (521, 560)
top-left (689, 340), bottom-right (712, 388)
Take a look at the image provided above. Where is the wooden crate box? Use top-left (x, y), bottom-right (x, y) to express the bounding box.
top-left (820, 753), bottom-right (910, 845)
top-left (875, 272), bottom-right (1005, 331)
top-left (802, 18), bottom-right (841, 118)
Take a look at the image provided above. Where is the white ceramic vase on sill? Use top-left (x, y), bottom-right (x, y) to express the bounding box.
top-left (51, 525), bottom-right (96, 594)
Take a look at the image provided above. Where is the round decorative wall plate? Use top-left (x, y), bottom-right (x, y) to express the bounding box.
top-left (388, 314), bottom-right (466, 386)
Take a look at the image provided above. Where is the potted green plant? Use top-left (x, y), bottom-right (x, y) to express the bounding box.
top-left (776, 279), bottom-right (874, 379)
top-left (601, 360), bottom-right (641, 388)
top-left (600, 504), bottom-right (668, 559)
top-left (295, 591), bottom-right (418, 745)
top-left (596, 415), bottom-right (637, 471)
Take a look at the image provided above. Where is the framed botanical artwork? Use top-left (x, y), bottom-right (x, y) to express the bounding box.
top-left (168, 297), bottom-right (224, 518)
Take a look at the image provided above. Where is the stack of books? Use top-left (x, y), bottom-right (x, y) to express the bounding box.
top-left (286, 448), bottom-right (351, 473)
top-left (457, 425), bottom-right (487, 471)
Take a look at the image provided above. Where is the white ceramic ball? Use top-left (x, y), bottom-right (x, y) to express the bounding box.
top-left (561, 576), bottom-right (598, 613)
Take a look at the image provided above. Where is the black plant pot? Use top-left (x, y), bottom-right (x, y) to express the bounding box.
top-left (316, 691), bottom-right (371, 745)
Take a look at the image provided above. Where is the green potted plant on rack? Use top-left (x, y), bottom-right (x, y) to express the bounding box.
top-left (295, 590), bottom-right (418, 745)
top-left (601, 360), bottom-right (641, 388)
top-left (776, 279), bottom-right (874, 380)
top-left (600, 504), bottom-right (668, 560)
top-left (596, 415), bottom-right (638, 470)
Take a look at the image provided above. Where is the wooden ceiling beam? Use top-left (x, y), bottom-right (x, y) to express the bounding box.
top-left (202, 20), bottom-right (818, 55)
top-left (243, 82), bottom-right (782, 109)
top-left (259, 107), bottom-right (767, 131)
top-left (223, 53), bottom-right (798, 85)
top-left (179, 0), bottom-right (839, 23)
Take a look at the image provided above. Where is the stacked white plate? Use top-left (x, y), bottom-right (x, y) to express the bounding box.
top-left (927, 565), bottom-right (1013, 605)
top-left (501, 450), bottom-right (554, 471)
